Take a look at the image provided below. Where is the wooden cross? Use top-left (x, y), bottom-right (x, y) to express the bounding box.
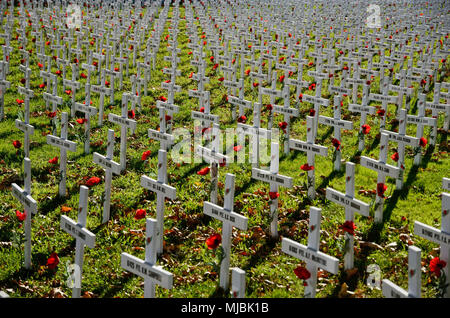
top-left (414, 191), bottom-right (450, 298)
top-left (108, 93), bottom-right (137, 172)
top-left (360, 133), bottom-right (401, 223)
top-left (289, 116), bottom-right (328, 200)
top-left (230, 268), bottom-right (246, 298)
top-left (349, 83), bottom-right (376, 152)
top-left (382, 246), bottom-right (422, 298)
top-left (46, 112), bottom-right (77, 197)
top-left (326, 162), bottom-right (370, 269)
top-left (91, 69), bottom-right (112, 127)
top-left (196, 123), bottom-right (229, 204)
top-left (381, 108), bottom-right (420, 190)
top-left (203, 173), bottom-right (248, 290)
top-left (74, 84), bottom-right (98, 154)
top-left (63, 64), bottom-right (81, 118)
top-left (140, 150), bottom-right (177, 255)
top-left (252, 142), bottom-right (293, 238)
top-left (93, 129), bottom-right (121, 223)
top-left (318, 95), bottom-right (353, 171)
top-left (121, 218), bottom-right (173, 298)
top-left (11, 158), bottom-right (37, 269)
top-left (60, 186), bottom-right (96, 298)
top-left (282, 207), bottom-right (339, 298)
top-left (0, 61), bottom-right (11, 120)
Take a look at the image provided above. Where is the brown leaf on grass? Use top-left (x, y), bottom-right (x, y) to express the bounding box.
top-left (399, 233), bottom-right (414, 245)
top-left (132, 246), bottom-right (145, 251)
top-left (61, 206), bottom-right (72, 213)
top-left (81, 291), bottom-right (96, 298)
top-left (359, 241), bottom-right (384, 250)
top-left (45, 288), bottom-right (67, 298)
top-left (338, 283), bottom-right (355, 298)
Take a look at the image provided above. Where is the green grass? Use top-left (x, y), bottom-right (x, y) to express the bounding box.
top-left (0, 5), bottom-right (449, 298)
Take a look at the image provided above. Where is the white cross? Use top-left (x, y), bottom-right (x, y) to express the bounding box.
top-left (46, 112), bottom-right (77, 197)
top-left (381, 108), bottom-right (420, 190)
top-left (326, 162), bottom-right (370, 269)
top-left (414, 191), bottom-right (450, 298)
top-left (282, 207), bottom-right (339, 298)
top-left (318, 95), bottom-right (353, 171)
top-left (91, 69), bottom-right (112, 127)
top-left (360, 133), bottom-right (401, 223)
top-left (252, 142), bottom-right (293, 238)
top-left (108, 93), bottom-right (137, 172)
top-left (43, 74), bottom-right (63, 135)
top-left (289, 116), bottom-right (328, 200)
top-left (93, 129), bottom-right (121, 223)
top-left (203, 173), bottom-right (248, 290)
top-left (63, 64), bottom-right (81, 118)
top-left (74, 84), bottom-right (98, 154)
top-left (0, 61), bottom-right (11, 120)
top-left (17, 73), bottom-right (34, 158)
top-left (121, 218), bottom-right (173, 298)
top-left (227, 79), bottom-right (252, 120)
top-left (349, 83), bottom-right (376, 152)
top-left (382, 245), bottom-right (422, 298)
top-left (369, 76), bottom-right (398, 130)
top-left (141, 150), bottom-right (177, 255)
top-left (425, 82), bottom-right (450, 147)
top-left (11, 158), bottom-right (37, 269)
top-left (60, 186), bottom-right (96, 298)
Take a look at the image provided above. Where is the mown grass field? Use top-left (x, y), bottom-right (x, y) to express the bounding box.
top-left (0, 4), bottom-right (449, 298)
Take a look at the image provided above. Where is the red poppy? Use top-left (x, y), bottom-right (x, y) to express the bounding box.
top-left (279, 75), bottom-right (285, 83)
top-left (309, 109), bottom-right (316, 116)
top-left (65, 90), bottom-right (72, 95)
top-left (361, 124), bottom-right (371, 135)
top-left (114, 67), bottom-right (120, 72)
top-left (134, 209), bottom-right (146, 220)
top-left (80, 73), bottom-right (87, 79)
top-left (73, 58), bottom-right (79, 64)
top-left (233, 145), bottom-right (243, 152)
top-left (48, 156), bottom-right (58, 164)
top-left (391, 152), bottom-right (399, 162)
top-left (16, 98), bottom-right (24, 105)
top-left (218, 77), bottom-right (224, 82)
top-left (188, 72), bottom-right (194, 78)
top-left (419, 137), bottom-right (427, 147)
top-left (76, 118), bottom-right (87, 124)
top-left (300, 163), bottom-right (314, 171)
top-left (86, 177), bottom-right (101, 186)
top-left (212, 63), bottom-right (219, 70)
top-left (92, 61), bottom-right (98, 67)
top-left (197, 167), bottom-right (210, 176)
top-left (265, 104), bottom-right (273, 111)
top-left (199, 107), bottom-right (205, 113)
top-left (165, 115), bottom-right (172, 122)
top-left (294, 266), bottom-right (311, 280)
top-left (376, 109), bottom-right (385, 117)
top-left (376, 183), bottom-right (387, 198)
top-left (331, 138), bottom-right (341, 151)
top-left (279, 56), bottom-right (285, 62)
top-left (128, 110), bottom-right (135, 119)
top-left (55, 70), bottom-right (62, 76)
top-left (12, 140), bottom-right (22, 149)
top-left (210, 56), bottom-right (214, 62)
top-left (269, 192), bottom-right (279, 200)
top-left (16, 210), bottom-right (26, 222)
top-left (231, 58), bottom-right (236, 64)
top-left (341, 220), bottom-right (356, 236)
top-left (206, 233), bottom-right (221, 250)
top-left (252, 82), bottom-right (259, 87)
top-left (141, 150), bottom-right (151, 161)
top-left (429, 257), bottom-right (447, 277)
top-left (299, 94), bottom-right (303, 102)
top-left (187, 51), bottom-right (192, 55)
top-left (160, 96), bottom-right (167, 102)
top-left (245, 69), bottom-right (251, 76)
top-left (237, 115), bottom-right (247, 123)
top-left (39, 83), bottom-right (46, 89)
top-left (46, 252), bottom-right (60, 270)
top-left (105, 80), bottom-right (110, 87)
top-left (48, 111), bottom-right (57, 118)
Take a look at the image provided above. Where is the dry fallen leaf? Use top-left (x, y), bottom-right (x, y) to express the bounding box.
top-left (338, 283), bottom-right (354, 298)
top-left (61, 206), bottom-right (72, 213)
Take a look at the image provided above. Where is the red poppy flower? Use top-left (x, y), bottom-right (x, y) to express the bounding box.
top-left (300, 163), bottom-right (314, 171)
top-left (114, 67), bottom-right (120, 72)
top-left (187, 51), bottom-right (193, 55)
top-left (361, 124), bottom-right (371, 135)
top-left (231, 58), bottom-right (236, 64)
top-left (141, 150), bottom-right (151, 161)
top-left (391, 152), bottom-right (399, 162)
top-left (16, 99), bottom-right (24, 105)
top-left (160, 96), bottom-right (167, 102)
top-left (76, 118), bottom-right (87, 124)
top-left (341, 220), bottom-right (356, 236)
top-left (134, 209), bottom-right (146, 220)
top-left (73, 58), bottom-right (79, 64)
top-left (266, 104), bottom-right (273, 111)
top-left (206, 233), bottom-right (221, 250)
top-left (48, 156), bottom-right (58, 164)
top-left (308, 62), bottom-right (314, 66)
top-left (80, 73), bottom-right (87, 79)
top-left (39, 83), bottom-right (46, 88)
top-left (86, 177), bottom-right (101, 186)
top-left (212, 63), bottom-right (219, 70)
top-left (46, 252), bottom-right (60, 270)
top-left (279, 75), bottom-right (285, 83)
top-left (210, 56), bottom-right (214, 62)
top-left (92, 61), bottom-right (98, 67)
top-left (269, 192), bottom-right (279, 200)
top-left (37, 62), bottom-right (43, 68)
top-left (331, 138), bottom-right (341, 151)
top-left (419, 137), bottom-right (427, 147)
top-left (233, 145), bottom-right (243, 152)
top-left (218, 77), bottom-right (224, 82)
top-left (279, 56), bottom-right (285, 62)
top-left (376, 109), bottom-right (385, 117)
top-left (294, 266), bottom-right (311, 280)
top-left (55, 70), bottom-right (62, 76)
top-left (165, 115), bottom-right (172, 122)
top-left (105, 80), bottom-right (110, 87)
top-left (376, 183), bottom-right (387, 198)
top-left (199, 107), bottom-right (205, 113)
top-left (237, 115), bottom-right (247, 123)
top-left (309, 109), bottom-right (316, 116)
top-left (299, 94), bottom-right (303, 102)
top-left (65, 90), bottom-right (72, 95)
top-left (48, 111), bottom-right (57, 118)
top-left (252, 82), bottom-right (259, 87)
top-left (197, 167), bottom-right (210, 176)
top-left (128, 110), bottom-right (135, 119)
top-left (429, 257), bottom-right (447, 277)
top-left (188, 72), bottom-right (194, 78)
top-left (16, 210), bottom-right (26, 222)
top-left (12, 140), bottom-right (22, 149)
top-left (245, 69), bottom-right (251, 76)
